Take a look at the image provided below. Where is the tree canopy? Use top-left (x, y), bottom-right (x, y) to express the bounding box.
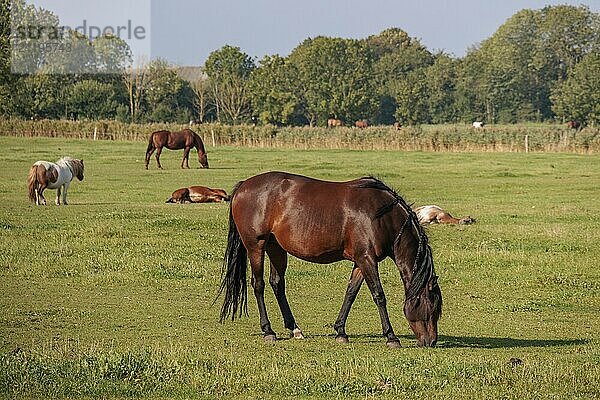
top-left (1, 4), bottom-right (598, 125)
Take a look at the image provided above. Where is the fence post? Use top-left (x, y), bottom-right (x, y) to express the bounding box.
top-left (93, 127), bottom-right (97, 140)
top-left (525, 134), bottom-right (529, 153)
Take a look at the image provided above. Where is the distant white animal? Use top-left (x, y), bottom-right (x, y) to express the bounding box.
top-left (414, 205), bottom-right (475, 225)
top-left (472, 121), bottom-right (484, 128)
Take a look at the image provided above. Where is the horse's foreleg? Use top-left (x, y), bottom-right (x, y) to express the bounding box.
top-left (359, 256), bottom-right (401, 348)
top-left (181, 147), bottom-right (191, 169)
top-left (333, 265), bottom-right (364, 343)
top-left (155, 147), bottom-right (163, 169)
top-left (266, 243), bottom-right (303, 339)
top-left (248, 246), bottom-right (276, 341)
top-left (62, 183), bottom-right (70, 205)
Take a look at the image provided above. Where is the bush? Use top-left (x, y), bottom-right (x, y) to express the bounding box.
top-left (0, 119), bottom-right (599, 152)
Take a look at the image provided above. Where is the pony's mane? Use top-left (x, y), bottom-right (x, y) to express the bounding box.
top-left (352, 176), bottom-right (436, 299)
top-left (58, 157), bottom-right (84, 178)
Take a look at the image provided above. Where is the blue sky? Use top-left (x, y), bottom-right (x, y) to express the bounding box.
top-left (27, 0), bottom-right (600, 66)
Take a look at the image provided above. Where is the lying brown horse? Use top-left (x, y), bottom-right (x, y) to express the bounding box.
top-left (145, 128), bottom-right (209, 169)
top-left (166, 186), bottom-right (229, 203)
top-left (219, 172), bottom-right (442, 348)
top-left (415, 205), bottom-right (475, 225)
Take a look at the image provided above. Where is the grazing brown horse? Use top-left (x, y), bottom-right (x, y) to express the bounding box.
top-left (219, 172), bottom-right (442, 348)
top-left (327, 118), bottom-right (343, 128)
top-left (27, 157), bottom-right (84, 205)
top-left (166, 186), bottom-right (229, 203)
top-left (415, 205), bottom-right (475, 225)
top-left (145, 129), bottom-right (209, 169)
top-left (567, 120), bottom-right (581, 130)
top-left (355, 120), bottom-right (368, 128)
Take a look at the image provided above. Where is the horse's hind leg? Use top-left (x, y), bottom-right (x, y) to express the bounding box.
top-left (145, 147), bottom-right (155, 169)
top-left (37, 185), bottom-right (47, 205)
top-left (248, 244), bottom-right (277, 341)
top-left (266, 241), bottom-right (304, 339)
top-left (333, 265), bottom-right (364, 343)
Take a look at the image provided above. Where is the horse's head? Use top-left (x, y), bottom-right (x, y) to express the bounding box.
top-left (459, 216), bottom-right (475, 224)
top-left (73, 159), bottom-right (84, 181)
top-left (199, 153), bottom-right (209, 168)
top-left (404, 275), bottom-right (442, 347)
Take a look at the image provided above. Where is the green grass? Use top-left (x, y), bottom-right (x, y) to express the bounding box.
top-left (0, 136), bottom-right (599, 399)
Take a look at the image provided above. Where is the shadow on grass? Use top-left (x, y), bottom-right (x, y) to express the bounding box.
top-left (269, 332), bottom-right (587, 349)
top-left (436, 335), bottom-right (587, 349)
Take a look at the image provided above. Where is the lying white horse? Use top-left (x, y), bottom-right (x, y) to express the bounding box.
top-left (414, 205), bottom-right (475, 225)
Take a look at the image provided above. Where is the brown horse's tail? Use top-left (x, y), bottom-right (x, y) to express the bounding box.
top-left (218, 187), bottom-right (248, 322)
top-left (27, 165), bottom-right (39, 203)
top-left (146, 132), bottom-right (155, 155)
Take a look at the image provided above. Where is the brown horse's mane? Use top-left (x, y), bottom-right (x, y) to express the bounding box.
top-left (352, 176), bottom-right (436, 301)
top-left (191, 130), bottom-right (207, 152)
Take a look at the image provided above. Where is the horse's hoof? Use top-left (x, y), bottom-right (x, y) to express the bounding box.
top-left (386, 340), bottom-right (401, 349)
top-left (292, 328), bottom-right (304, 339)
top-left (263, 334), bottom-right (277, 342)
top-left (335, 335), bottom-right (350, 344)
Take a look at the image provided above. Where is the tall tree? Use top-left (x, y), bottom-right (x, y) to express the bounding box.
top-left (190, 75), bottom-right (212, 123)
top-left (287, 37), bottom-right (377, 126)
top-left (425, 54), bottom-right (458, 124)
top-left (122, 59), bottom-right (149, 122)
top-left (204, 45), bottom-right (255, 124)
top-left (248, 55), bottom-right (303, 125)
top-left (145, 58), bottom-right (192, 122)
top-left (365, 28), bottom-right (434, 124)
top-left (456, 5), bottom-right (600, 123)
top-left (93, 35), bottom-right (132, 74)
top-left (0, 0), bottom-right (12, 116)
top-left (551, 53), bottom-right (600, 125)
top-left (67, 79), bottom-right (120, 120)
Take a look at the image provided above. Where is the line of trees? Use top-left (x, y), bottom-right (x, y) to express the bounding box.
top-left (1, 1), bottom-right (599, 126)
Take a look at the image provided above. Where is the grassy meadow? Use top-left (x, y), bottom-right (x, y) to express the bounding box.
top-left (0, 136), bottom-right (599, 399)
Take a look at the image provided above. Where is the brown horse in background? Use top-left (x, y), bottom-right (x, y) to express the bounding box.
top-left (145, 129), bottom-right (209, 169)
top-left (355, 120), bottom-right (368, 128)
top-left (166, 186), bottom-right (229, 203)
top-left (219, 172), bottom-right (442, 348)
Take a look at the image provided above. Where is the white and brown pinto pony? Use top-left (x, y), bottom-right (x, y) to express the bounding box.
top-left (415, 205), bottom-right (475, 225)
top-left (166, 186), bottom-right (229, 204)
top-left (27, 157), bottom-right (84, 205)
